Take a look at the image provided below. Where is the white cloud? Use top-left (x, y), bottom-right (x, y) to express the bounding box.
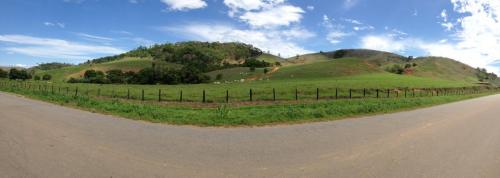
top-left (223, 0), bottom-right (304, 28)
top-left (44, 22), bottom-right (65, 28)
top-left (0, 34), bottom-right (125, 60)
top-left (343, 0), bottom-right (358, 9)
top-left (327, 31), bottom-right (352, 44)
top-left (76, 33), bottom-right (114, 41)
top-left (239, 5), bottom-right (304, 27)
top-left (439, 9), bottom-right (455, 31)
top-left (360, 35), bottom-right (408, 52)
top-left (432, 0), bottom-right (500, 74)
top-left (164, 24), bottom-right (312, 57)
top-left (306, 5), bottom-right (314, 11)
top-left (160, 0), bottom-right (207, 11)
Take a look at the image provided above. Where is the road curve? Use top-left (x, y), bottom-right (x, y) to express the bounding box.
top-left (1, 92), bottom-right (500, 178)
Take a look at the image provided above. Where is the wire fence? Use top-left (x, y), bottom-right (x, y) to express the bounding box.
top-left (1, 80), bottom-right (498, 104)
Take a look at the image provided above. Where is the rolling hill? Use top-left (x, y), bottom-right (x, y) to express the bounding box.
top-left (31, 43), bottom-right (496, 86)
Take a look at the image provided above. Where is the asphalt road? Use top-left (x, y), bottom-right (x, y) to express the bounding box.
top-left (1, 92), bottom-right (500, 178)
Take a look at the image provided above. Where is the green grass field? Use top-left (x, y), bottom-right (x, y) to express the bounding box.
top-left (16, 73), bottom-right (476, 103)
top-left (0, 81), bottom-right (496, 126)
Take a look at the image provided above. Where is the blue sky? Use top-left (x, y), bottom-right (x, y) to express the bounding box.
top-left (1, 0), bottom-right (500, 74)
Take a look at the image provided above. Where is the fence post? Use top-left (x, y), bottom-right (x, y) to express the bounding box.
top-left (349, 89), bottom-right (352, 99)
top-left (226, 90), bottom-right (229, 103)
top-left (127, 89), bottom-right (130, 99)
top-left (363, 88), bottom-right (366, 98)
top-left (159, 89), bottom-right (162, 102)
top-left (202, 90), bottom-right (206, 103)
top-left (387, 89), bottom-right (390, 98)
top-left (335, 88), bottom-right (338, 99)
top-left (74, 87), bottom-right (78, 97)
top-left (376, 89), bottom-right (379, 98)
top-left (413, 89), bottom-right (415, 97)
top-left (273, 88), bottom-right (276, 101)
top-left (141, 89), bottom-right (145, 101)
top-left (295, 88), bottom-right (298, 100)
top-left (180, 90), bottom-right (183, 102)
top-left (249, 89), bottom-right (253, 102)
top-left (316, 88), bottom-right (319, 100)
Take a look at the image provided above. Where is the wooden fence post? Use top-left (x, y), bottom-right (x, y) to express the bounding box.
top-left (158, 89), bottom-right (162, 102)
top-left (316, 88), bottom-right (319, 100)
top-left (273, 88), bottom-right (276, 101)
top-left (127, 89), bottom-right (130, 99)
top-left (376, 89), bottom-right (379, 98)
top-left (180, 90), bottom-right (183, 102)
top-left (226, 90), bottom-right (229, 103)
top-left (335, 88), bottom-right (338, 99)
top-left (74, 87), bottom-right (78, 97)
top-left (295, 88), bottom-right (298, 100)
top-left (141, 89), bottom-right (145, 101)
top-left (387, 89), bottom-right (390, 98)
top-left (363, 88), bottom-right (366, 98)
top-left (249, 89), bottom-right (253, 102)
top-left (202, 90), bottom-right (206, 103)
top-left (349, 89), bottom-right (352, 99)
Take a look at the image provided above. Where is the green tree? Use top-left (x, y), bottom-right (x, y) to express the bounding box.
top-left (9, 68), bottom-right (31, 80)
top-left (215, 73), bottom-right (223, 80)
top-left (42, 74), bottom-right (52, 81)
top-left (106, 69), bottom-right (124, 83)
top-left (0, 69), bottom-right (8, 78)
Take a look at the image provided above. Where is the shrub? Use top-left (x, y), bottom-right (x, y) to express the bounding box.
top-left (264, 68), bottom-right (269, 74)
top-left (404, 63), bottom-right (412, 69)
top-left (106, 69), bottom-right (124, 83)
top-left (9, 68), bottom-right (31, 80)
top-left (215, 73), bottom-right (223, 80)
top-left (42, 74), bottom-right (52, 81)
top-left (34, 75), bottom-right (41, 81)
top-left (387, 64), bottom-right (404, 74)
top-left (0, 69), bottom-right (7, 78)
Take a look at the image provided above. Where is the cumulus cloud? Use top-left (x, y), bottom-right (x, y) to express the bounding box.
top-left (160, 0), bottom-right (207, 11)
top-left (164, 24), bottom-right (312, 57)
top-left (0, 34), bottom-right (125, 60)
top-left (429, 0), bottom-right (500, 74)
top-left (223, 0), bottom-right (304, 28)
top-left (360, 35), bottom-right (409, 52)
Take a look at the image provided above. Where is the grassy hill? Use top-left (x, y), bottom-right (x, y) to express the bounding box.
top-left (32, 44), bottom-right (495, 87)
top-left (35, 57), bottom-right (182, 82)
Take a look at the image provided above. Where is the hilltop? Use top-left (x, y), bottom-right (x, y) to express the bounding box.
top-left (32, 42), bottom-right (497, 86)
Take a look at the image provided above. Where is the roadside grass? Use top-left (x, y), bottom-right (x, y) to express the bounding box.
top-left (22, 73), bottom-right (475, 103)
top-left (0, 85), bottom-right (495, 127)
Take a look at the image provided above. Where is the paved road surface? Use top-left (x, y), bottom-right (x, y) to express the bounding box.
top-left (1, 92), bottom-right (500, 178)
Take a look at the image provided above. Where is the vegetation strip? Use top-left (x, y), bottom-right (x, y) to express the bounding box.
top-left (1, 81), bottom-right (497, 127)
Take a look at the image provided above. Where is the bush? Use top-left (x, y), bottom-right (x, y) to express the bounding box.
top-left (34, 75), bottom-right (41, 81)
top-left (249, 67), bottom-right (256, 72)
top-left (387, 64), bottom-right (404, 75)
top-left (404, 63), bottom-right (412, 69)
top-left (243, 58), bottom-right (270, 68)
top-left (215, 73), bottom-right (223, 80)
top-left (106, 69), bottom-right (124, 83)
top-left (0, 69), bottom-right (7, 78)
top-left (42, 74), bottom-right (52, 81)
top-left (264, 68), bottom-right (269, 74)
top-left (9, 68), bottom-right (31, 80)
